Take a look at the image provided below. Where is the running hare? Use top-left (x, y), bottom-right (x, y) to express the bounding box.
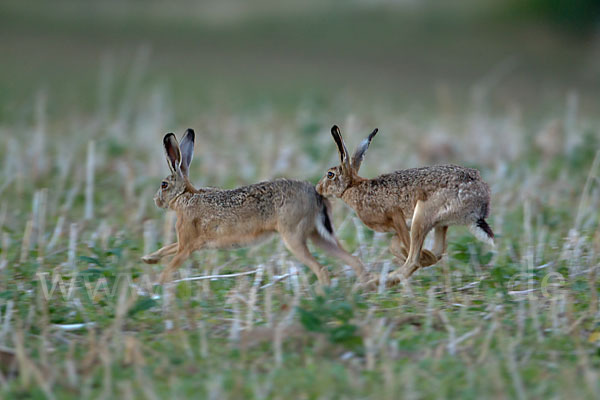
top-left (141, 129), bottom-right (368, 286)
top-left (316, 125), bottom-right (493, 283)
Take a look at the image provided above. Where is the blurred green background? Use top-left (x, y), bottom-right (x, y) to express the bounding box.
top-left (2, 0), bottom-right (598, 124)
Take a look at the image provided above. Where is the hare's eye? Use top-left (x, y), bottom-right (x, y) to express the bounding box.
top-left (161, 181), bottom-right (168, 189)
top-left (327, 171), bottom-right (335, 179)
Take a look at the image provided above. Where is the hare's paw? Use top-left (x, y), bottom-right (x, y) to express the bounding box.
top-left (364, 271), bottom-right (404, 290)
top-left (386, 260), bottom-right (420, 286)
top-left (419, 249), bottom-right (440, 267)
top-left (383, 272), bottom-right (406, 287)
top-left (141, 254), bottom-right (160, 264)
top-left (362, 270), bottom-right (405, 290)
top-left (390, 246), bottom-right (438, 267)
top-left (357, 273), bottom-right (379, 291)
top-left (361, 275), bottom-right (382, 291)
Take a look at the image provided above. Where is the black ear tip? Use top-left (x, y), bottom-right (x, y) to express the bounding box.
top-left (331, 125), bottom-right (340, 134)
top-left (184, 128), bottom-right (195, 141)
top-left (163, 132), bottom-right (175, 143)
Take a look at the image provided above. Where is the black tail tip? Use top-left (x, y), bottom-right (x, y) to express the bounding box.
top-left (477, 218), bottom-right (494, 239)
top-left (321, 204), bottom-right (334, 235)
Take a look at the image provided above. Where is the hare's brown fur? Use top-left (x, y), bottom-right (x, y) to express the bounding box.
top-left (317, 126), bottom-right (493, 283)
top-left (142, 129), bottom-right (368, 286)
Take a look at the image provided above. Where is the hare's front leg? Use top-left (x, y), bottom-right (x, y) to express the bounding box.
top-left (389, 235), bottom-right (408, 261)
top-left (390, 235), bottom-right (439, 268)
top-left (389, 214), bottom-right (411, 262)
top-left (158, 247), bottom-right (192, 284)
top-left (389, 200), bottom-right (436, 283)
top-left (309, 232), bottom-right (371, 285)
top-left (390, 214), bottom-right (437, 267)
top-left (141, 243), bottom-right (178, 264)
top-left (431, 225), bottom-right (448, 261)
top-left (281, 233), bottom-right (331, 286)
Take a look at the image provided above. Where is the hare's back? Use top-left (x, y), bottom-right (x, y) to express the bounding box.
top-left (385, 165), bottom-right (482, 190)
top-left (374, 164), bottom-right (489, 212)
top-left (265, 179), bottom-right (322, 214)
top-left (196, 179), bottom-right (317, 215)
top-left (398, 165), bottom-right (490, 221)
top-left (241, 179), bottom-right (317, 202)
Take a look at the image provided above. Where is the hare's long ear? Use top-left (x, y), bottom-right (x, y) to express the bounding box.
top-left (331, 125), bottom-right (350, 173)
top-left (163, 133), bottom-right (182, 176)
top-left (351, 128), bottom-right (378, 172)
top-left (179, 128), bottom-right (195, 177)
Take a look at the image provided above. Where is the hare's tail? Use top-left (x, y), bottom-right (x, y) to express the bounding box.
top-left (316, 198), bottom-right (336, 244)
top-left (469, 218), bottom-right (495, 247)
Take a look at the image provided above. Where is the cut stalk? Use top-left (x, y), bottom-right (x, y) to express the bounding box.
top-left (85, 140), bottom-right (95, 220)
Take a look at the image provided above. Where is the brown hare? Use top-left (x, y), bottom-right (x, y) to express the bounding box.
top-left (141, 129), bottom-right (369, 286)
top-left (316, 125), bottom-right (494, 283)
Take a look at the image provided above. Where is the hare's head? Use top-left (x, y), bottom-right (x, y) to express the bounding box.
top-left (316, 125), bottom-right (377, 198)
top-left (154, 129), bottom-right (195, 209)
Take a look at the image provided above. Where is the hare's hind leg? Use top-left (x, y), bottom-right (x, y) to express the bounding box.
top-left (142, 243), bottom-right (178, 264)
top-left (281, 233), bottom-right (331, 286)
top-left (309, 232), bottom-right (369, 284)
top-left (389, 213), bottom-right (411, 262)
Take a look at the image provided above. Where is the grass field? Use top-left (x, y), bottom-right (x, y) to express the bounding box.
top-left (1, 1), bottom-right (600, 398)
